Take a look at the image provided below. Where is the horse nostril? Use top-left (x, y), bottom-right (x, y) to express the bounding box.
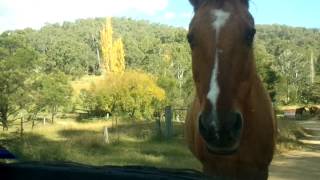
top-left (234, 113), bottom-right (243, 131)
top-left (199, 114), bottom-right (210, 139)
top-left (229, 112), bottom-right (243, 139)
top-left (199, 111), bottom-right (213, 128)
top-left (198, 111), bottom-right (218, 138)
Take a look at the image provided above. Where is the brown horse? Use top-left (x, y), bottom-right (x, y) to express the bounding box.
top-left (295, 107), bottom-right (307, 117)
top-left (309, 106), bottom-right (319, 115)
top-left (185, 0), bottom-right (277, 179)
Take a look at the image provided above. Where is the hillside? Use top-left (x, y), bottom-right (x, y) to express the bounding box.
top-left (0, 17), bottom-right (319, 130)
top-left (22, 18), bottom-right (320, 104)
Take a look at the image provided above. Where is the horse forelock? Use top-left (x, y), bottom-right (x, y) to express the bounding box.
top-left (189, 0), bottom-right (249, 11)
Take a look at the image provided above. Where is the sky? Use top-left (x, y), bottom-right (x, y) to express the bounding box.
top-left (0, 0), bottom-right (319, 33)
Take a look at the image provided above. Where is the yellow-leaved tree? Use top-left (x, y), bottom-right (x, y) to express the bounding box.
top-left (111, 38), bottom-right (125, 73)
top-left (100, 17), bottom-right (125, 74)
top-left (100, 17), bottom-right (113, 72)
top-left (80, 70), bottom-right (165, 120)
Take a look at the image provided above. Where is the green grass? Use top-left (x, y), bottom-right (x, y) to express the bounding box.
top-left (0, 116), bottom-right (202, 170)
top-left (1, 112), bottom-right (312, 170)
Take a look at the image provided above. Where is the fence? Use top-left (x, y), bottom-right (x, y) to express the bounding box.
top-left (154, 106), bottom-right (188, 139)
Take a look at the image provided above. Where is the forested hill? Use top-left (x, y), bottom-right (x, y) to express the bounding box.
top-left (1, 17), bottom-right (320, 107)
top-left (15, 18), bottom-right (191, 77)
top-left (256, 25), bottom-right (320, 58)
top-left (254, 25), bottom-right (320, 104)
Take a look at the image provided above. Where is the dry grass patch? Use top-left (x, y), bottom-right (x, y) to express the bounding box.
top-left (2, 118), bottom-right (202, 170)
top-left (277, 118), bottom-right (308, 153)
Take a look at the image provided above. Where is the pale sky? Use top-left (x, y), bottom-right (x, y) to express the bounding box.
top-left (0, 0), bottom-right (319, 33)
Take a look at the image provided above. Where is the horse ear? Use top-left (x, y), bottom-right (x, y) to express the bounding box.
top-left (241, 0), bottom-right (249, 8)
top-left (189, 0), bottom-right (206, 11)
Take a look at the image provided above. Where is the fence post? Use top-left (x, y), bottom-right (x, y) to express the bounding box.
top-left (165, 106), bottom-right (173, 139)
top-left (154, 112), bottom-right (161, 136)
top-left (103, 126), bottom-right (110, 144)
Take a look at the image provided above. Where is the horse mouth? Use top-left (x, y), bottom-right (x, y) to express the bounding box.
top-left (206, 141), bottom-right (240, 155)
top-left (199, 123), bottom-right (241, 155)
top-left (198, 112), bottom-right (243, 156)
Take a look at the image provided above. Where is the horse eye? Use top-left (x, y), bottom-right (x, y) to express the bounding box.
top-left (187, 33), bottom-right (196, 49)
top-left (245, 28), bottom-right (256, 46)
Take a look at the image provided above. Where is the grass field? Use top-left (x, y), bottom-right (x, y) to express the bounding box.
top-left (0, 115), bottom-right (202, 170)
top-left (1, 112), bottom-right (314, 170)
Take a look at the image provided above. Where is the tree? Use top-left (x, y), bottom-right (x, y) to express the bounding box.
top-left (111, 38), bottom-right (125, 73)
top-left (0, 32), bottom-right (39, 130)
top-left (100, 17), bottom-right (113, 72)
top-left (3, 18), bottom-right (319, 111)
top-left (29, 24), bottom-right (96, 77)
top-left (80, 71), bottom-right (165, 121)
top-left (256, 25), bottom-right (320, 104)
top-left (37, 72), bottom-right (72, 123)
top-left (100, 17), bottom-right (126, 74)
top-left (254, 40), bottom-right (279, 102)
top-left (44, 39), bottom-right (95, 76)
top-left (114, 71), bottom-right (165, 120)
top-left (301, 78), bottom-right (320, 104)
top-left (275, 49), bottom-right (308, 104)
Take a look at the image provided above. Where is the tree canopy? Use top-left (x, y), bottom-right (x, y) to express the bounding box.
top-left (0, 17), bottom-right (319, 128)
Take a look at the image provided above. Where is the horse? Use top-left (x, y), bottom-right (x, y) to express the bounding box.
top-left (295, 107), bottom-right (307, 117)
top-left (309, 106), bottom-right (319, 115)
top-left (185, 0), bottom-right (277, 179)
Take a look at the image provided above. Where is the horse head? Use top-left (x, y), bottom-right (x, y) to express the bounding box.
top-left (188, 0), bottom-right (256, 155)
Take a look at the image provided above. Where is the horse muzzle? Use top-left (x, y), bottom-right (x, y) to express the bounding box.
top-left (198, 110), bottom-right (243, 155)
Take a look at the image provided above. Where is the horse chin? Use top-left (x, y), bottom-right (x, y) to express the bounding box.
top-left (206, 142), bottom-right (240, 155)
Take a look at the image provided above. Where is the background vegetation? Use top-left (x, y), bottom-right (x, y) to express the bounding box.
top-left (0, 17), bottom-right (319, 168)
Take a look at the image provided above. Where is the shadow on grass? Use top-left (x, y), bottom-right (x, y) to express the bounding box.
top-left (3, 123), bottom-right (201, 170)
top-left (4, 133), bottom-right (71, 162)
top-left (75, 113), bottom-right (111, 123)
top-left (59, 129), bottom-right (98, 138)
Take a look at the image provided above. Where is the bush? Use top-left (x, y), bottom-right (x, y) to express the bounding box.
top-left (79, 71), bottom-right (165, 120)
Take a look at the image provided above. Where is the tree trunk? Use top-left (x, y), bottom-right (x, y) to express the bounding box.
top-left (31, 115), bottom-right (35, 130)
top-left (1, 121), bottom-right (8, 131)
top-left (0, 106), bottom-right (9, 131)
top-left (96, 48), bottom-right (101, 70)
top-left (20, 117), bottom-right (24, 138)
top-left (155, 113), bottom-right (161, 136)
top-left (32, 120), bottom-right (35, 129)
top-left (116, 117), bottom-right (119, 142)
top-left (310, 51), bottom-right (315, 84)
top-left (286, 79), bottom-right (290, 104)
top-left (111, 118), bottom-right (114, 130)
top-left (51, 113), bottom-right (55, 124)
top-left (51, 106), bottom-right (56, 124)
top-left (131, 110), bottom-right (136, 122)
top-left (1, 114), bottom-right (8, 131)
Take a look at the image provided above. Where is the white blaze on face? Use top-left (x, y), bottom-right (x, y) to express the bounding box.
top-left (212, 9), bottom-right (231, 40)
top-left (207, 9), bottom-right (230, 109)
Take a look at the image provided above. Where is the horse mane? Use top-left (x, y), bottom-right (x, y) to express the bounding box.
top-left (189, 0), bottom-right (249, 11)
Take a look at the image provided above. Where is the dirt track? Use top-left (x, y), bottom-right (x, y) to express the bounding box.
top-left (270, 117), bottom-right (320, 180)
